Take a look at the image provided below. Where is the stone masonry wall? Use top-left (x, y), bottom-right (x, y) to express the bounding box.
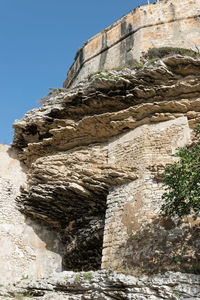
top-left (102, 117), bottom-right (200, 274)
top-left (0, 145), bottom-right (63, 284)
top-left (63, 0), bottom-right (200, 88)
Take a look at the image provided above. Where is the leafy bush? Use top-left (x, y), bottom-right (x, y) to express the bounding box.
top-left (161, 124), bottom-right (200, 217)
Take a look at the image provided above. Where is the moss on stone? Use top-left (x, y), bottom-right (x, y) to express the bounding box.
top-left (144, 47), bottom-right (200, 60)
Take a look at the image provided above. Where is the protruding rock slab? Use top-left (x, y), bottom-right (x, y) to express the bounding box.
top-left (12, 55), bottom-right (200, 272)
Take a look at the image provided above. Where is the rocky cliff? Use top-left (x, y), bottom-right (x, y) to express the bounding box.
top-left (11, 53), bottom-right (200, 277)
top-left (1, 1), bottom-right (200, 298)
top-left (0, 50), bottom-right (200, 298)
top-left (0, 270), bottom-right (200, 299)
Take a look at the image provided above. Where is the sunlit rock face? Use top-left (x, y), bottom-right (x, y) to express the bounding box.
top-left (0, 145), bottom-right (63, 284)
top-left (12, 55), bottom-right (200, 273)
top-left (0, 270), bottom-right (200, 300)
top-left (0, 0), bottom-right (200, 295)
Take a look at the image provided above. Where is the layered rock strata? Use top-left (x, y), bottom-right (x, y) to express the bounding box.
top-left (13, 54), bottom-right (200, 272)
top-left (0, 270), bottom-right (200, 300)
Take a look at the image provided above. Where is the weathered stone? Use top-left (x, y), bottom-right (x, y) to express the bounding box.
top-left (1, 0), bottom-right (200, 293)
top-left (102, 117), bottom-right (200, 273)
top-left (63, 0), bottom-right (200, 88)
top-left (0, 270), bottom-right (199, 300)
top-left (11, 55), bottom-right (200, 273)
top-left (0, 145), bottom-right (63, 284)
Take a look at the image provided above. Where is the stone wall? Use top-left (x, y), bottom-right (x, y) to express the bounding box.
top-left (63, 0), bottom-right (200, 88)
top-left (0, 145), bottom-right (63, 284)
top-left (102, 117), bottom-right (200, 274)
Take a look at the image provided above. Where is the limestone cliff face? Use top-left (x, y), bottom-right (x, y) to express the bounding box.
top-left (1, 270), bottom-right (200, 300)
top-left (12, 55), bottom-right (200, 274)
top-left (0, 0), bottom-right (200, 297)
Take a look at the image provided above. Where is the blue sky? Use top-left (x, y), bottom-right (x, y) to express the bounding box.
top-left (0, 0), bottom-right (148, 144)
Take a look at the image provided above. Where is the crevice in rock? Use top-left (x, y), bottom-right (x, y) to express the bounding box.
top-left (16, 182), bottom-right (108, 271)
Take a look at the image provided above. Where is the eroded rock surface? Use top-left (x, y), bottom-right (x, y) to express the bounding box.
top-left (13, 55), bottom-right (200, 161)
top-left (0, 145), bottom-right (63, 284)
top-left (0, 270), bottom-right (200, 300)
top-left (12, 55), bottom-right (200, 272)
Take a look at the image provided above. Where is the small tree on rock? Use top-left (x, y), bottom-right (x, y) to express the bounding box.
top-left (161, 124), bottom-right (200, 217)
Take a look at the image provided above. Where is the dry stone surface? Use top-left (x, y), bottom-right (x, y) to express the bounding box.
top-left (1, 0), bottom-right (200, 295)
top-left (63, 0), bottom-right (200, 88)
top-left (0, 145), bottom-right (63, 284)
top-left (0, 270), bottom-right (200, 300)
top-left (12, 55), bottom-right (200, 272)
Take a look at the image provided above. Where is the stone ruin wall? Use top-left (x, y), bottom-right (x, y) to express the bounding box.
top-left (63, 0), bottom-right (200, 88)
top-left (102, 117), bottom-right (200, 273)
top-left (0, 145), bottom-right (63, 284)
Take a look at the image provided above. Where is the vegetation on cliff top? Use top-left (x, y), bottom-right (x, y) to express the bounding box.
top-left (143, 46), bottom-right (200, 60)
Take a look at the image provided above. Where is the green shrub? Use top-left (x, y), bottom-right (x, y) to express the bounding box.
top-left (83, 272), bottom-right (93, 280)
top-left (175, 290), bottom-right (182, 297)
top-left (161, 124), bottom-right (200, 217)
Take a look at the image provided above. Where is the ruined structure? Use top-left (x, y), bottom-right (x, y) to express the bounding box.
top-left (1, 0), bottom-right (200, 299)
top-left (64, 0), bottom-right (200, 88)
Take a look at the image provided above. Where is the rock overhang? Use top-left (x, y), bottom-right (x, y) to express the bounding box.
top-left (12, 54), bottom-right (200, 272)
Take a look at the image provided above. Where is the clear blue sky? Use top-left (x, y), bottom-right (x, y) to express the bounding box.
top-left (0, 0), bottom-right (148, 145)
